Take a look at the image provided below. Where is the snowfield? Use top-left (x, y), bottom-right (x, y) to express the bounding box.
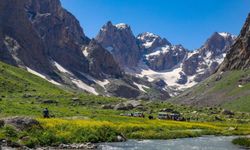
top-left (126, 59), bottom-right (198, 95)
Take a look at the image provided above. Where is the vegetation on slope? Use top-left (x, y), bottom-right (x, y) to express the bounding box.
top-left (173, 70), bottom-right (250, 112)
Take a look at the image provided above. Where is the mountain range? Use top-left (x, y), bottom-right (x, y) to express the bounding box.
top-left (0, 0), bottom-right (242, 101)
top-left (173, 13), bottom-right (250, 112)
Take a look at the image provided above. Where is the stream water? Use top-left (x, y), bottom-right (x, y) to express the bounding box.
top-left (98, 136), bottom-right (245, 150)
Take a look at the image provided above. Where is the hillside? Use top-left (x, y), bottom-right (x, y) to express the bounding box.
top-left (0, 60), bottom-right (124, 117)
top-left (172, 70), bottom-right (250, 112)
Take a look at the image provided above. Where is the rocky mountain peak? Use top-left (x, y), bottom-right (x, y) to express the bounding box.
top-left (96, 21), bottom-right (140, 68)
top-left (200, 32), bottom-right (236, 57)
top-left (137, 32), bottom-right (171, 53)
top-left (219, 13), bottom-right (250, 71)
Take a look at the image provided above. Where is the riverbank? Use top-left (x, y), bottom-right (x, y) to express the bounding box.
top-left (1, 117), bottom-right (250, 148)
top-left (232, 137), bottom-right (250, 148)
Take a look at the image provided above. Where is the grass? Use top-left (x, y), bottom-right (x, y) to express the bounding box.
top-left (232, 137), bottom-right (250, 148)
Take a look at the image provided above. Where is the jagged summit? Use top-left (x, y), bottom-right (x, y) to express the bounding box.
top-left (137, 32), bottom-right (171, 52)
top-left (96, 21), bottom-right (140, 68)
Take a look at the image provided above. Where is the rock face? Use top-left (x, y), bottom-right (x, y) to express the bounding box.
top-left (137, 32), bottom-right (171, 53)
top-left (219, 14), bottom-right (250, 70)
top-left (137, 32), bottom-right (187, 71)
top-left (0, 0), bottom-right (55, 76)
top-left (96, 22), bottom-right (141, 68)
top-left (26, 0), bottom-right (90, 77)
top-left (84, 40), bottom-right (122, 79)
top-left (145, 45), bottom-right (187, 71)
top-left (0, 0), bottom-right (90, 81)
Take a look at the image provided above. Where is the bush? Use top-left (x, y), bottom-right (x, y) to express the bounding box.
top-left (232, 137), bottom-right (250, 147)
top-left (2, 125), bottom-right (18, 138)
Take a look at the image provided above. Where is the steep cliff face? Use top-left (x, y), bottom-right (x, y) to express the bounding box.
top-left (96, 22), bottom-right (141, 68)
top-left (84, 40), bottom-right (122, 79)
top-left (145, 45), bottom-right (187, 71)
top-left (0, 0), bottom-right (55, 76)
top-left (25, 0), bottom-right (90, 76)
top-left (219, 14), bottom-right (250, 71)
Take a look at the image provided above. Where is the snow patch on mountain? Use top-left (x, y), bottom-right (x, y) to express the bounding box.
top-left (133, 82), bottom-right (150, 93)
top-left (71, 79), bottom-right (99, 95)
top-left (127, 60), bottom-right (197, 94)
top-left (105, 46), bottom-right (114, 52)
top-left (82, 47), bottom-right (89, 57)
top-left (137, 32), bottom-right (160, 48)
top-left (115, 23), bottom-right (129, 29)
top-left (26, 67), bottom-right (61, 85)
top-left (145, 45), bottom-right (171, 58)
top-left (53, 61), bottom-right (73, 75)
top-left (52, 61), bottom-right (104, 95)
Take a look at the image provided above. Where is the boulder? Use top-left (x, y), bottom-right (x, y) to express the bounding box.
top-left (4, 117), bottom-right (40, 130)
top-left (0, 120), bottom-right (4, 128)
top-left (58, 143), bottom-right (97, 149)
top-left (41, 99), bottom-right (58, 104)
top-left (125, 100), bottom-right (142, 108)
top-left (221, 109), bottom-right (234, 116)
top-left (101, 104), bottom-right (114, 109)
top-left (114, 103), bottom-right (134, 110)
top-left (116, 135), bottom-right (127, 142)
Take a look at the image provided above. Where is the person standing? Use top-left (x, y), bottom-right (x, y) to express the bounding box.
top-left (43, 108), bottom-right (49, 118)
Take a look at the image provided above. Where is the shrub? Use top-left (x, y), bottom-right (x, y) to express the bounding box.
top-left (232, 137), bottom-right (250, 147)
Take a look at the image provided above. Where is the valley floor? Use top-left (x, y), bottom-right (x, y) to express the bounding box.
top-left (0, 106), bottom-right (250, 148)
top-left (0, 61), bottom-right (250, 148)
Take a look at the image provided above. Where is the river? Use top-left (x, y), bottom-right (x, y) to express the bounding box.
top-left (98, 136), bottom-right (245, 150)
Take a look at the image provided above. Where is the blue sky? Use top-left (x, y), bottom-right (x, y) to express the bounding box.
top-left (60, 0), bottom-right (250, 50)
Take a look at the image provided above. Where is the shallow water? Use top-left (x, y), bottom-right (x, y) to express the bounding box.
top-left (98, 136), bottom-right (245, 150)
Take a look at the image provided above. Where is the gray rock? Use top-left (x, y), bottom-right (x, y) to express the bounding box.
top-left (58, 143), bottom-right (97, 149)
top-left (125, 100), bottom-right (142, 108)
top-left (0, 120), bottom-right (4, 128)
top-left (41, 99), bottom-right (58, 104)
top-left (221, 109), bottom-right (234, 116)
top-left (114, 103), bottom-right (134, 110)
top-left (4, 117), bottom-right (40, 130)
top-left (101, 104), bottom-right (114, 109)
top-left (116, 135), bottom-right (127, 142)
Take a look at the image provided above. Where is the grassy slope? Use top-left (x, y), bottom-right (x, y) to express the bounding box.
top-left (173, 70), bottom-right (250, 112)
top-left (0, 61), bottom-right (250, 147)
